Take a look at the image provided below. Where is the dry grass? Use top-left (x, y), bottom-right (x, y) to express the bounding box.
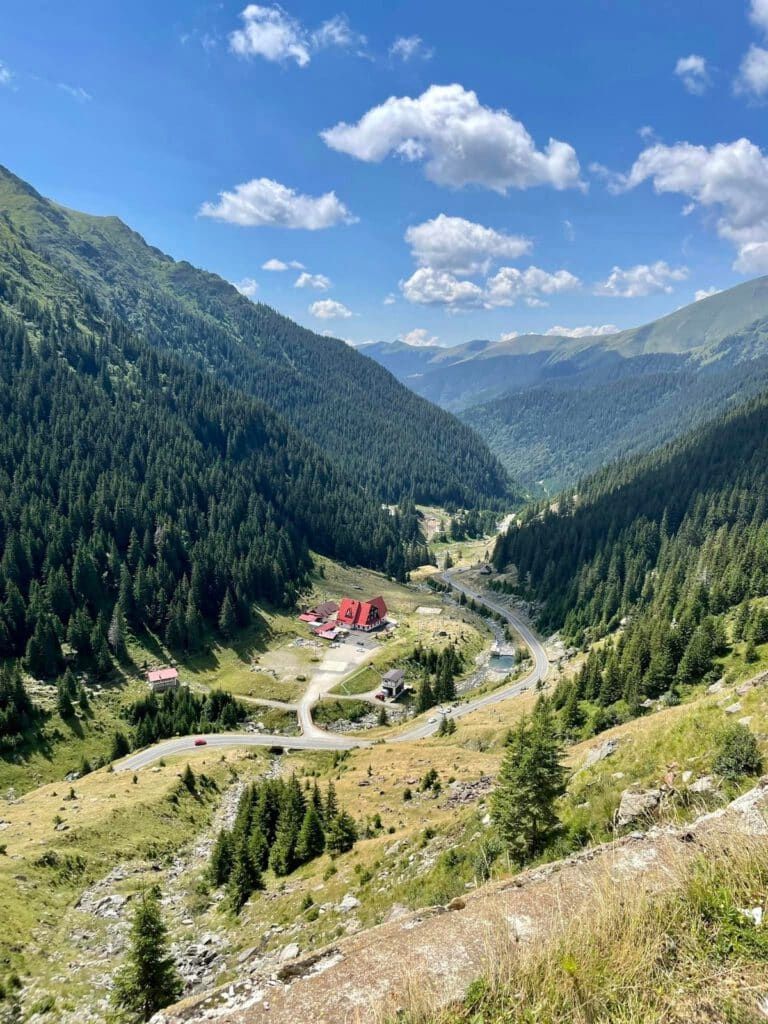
top-left (381, 837), bottom-right (768, 1024)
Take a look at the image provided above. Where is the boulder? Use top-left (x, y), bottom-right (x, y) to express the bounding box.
top-left (279, 943), bottom-right (300, 963)
top-left (583, 738), bottom-right (619, 769)
top-left (689, 776), bottom-right (717, 795)
top-left (337, 893), bottom-right (361, 914)
top-left (725, 702), bottom-right (743, 715)
top-left (616, 788), bottom-right (661, 827)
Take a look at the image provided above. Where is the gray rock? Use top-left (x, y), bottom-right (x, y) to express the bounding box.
top-left (338, 893), bottom-right (361, 914)
top-left (583, 738), bottom-right (619, 768)
top-left (708, 678), bottom-right (725, 694)
top-left (279, 943), bottom-right (300, 963)
top-left (725, 702), bottom-right (743, 715)
top-left (616, 788), bottom-right (662, 827)
top-left (689, 775), bottom-right (717, 794)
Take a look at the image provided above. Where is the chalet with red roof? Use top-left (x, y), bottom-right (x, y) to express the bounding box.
top-left (336, 596), bottom-right (387, 632)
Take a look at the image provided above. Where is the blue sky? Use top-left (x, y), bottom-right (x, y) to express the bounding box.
top-left (3, 0), bottom-right (768, 346)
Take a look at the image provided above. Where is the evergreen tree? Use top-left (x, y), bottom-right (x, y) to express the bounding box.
top-left (218, 590), bottom-right (237, 639)
top-left (325, 811), bottom-right (358, 855)
top-left (110, 887), bottom-right (182, 1022)
top-left (491, 701), bottom-right (566, 863)
top-left (208, 829), bottom-right (233, 887)
top-left (295, 805), bottom-right (325, 863)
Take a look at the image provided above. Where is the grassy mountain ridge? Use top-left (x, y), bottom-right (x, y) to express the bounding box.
top-left (0, 165), bottom-right (510, 507)
top-left (363, 279), bottom-right (768, 491)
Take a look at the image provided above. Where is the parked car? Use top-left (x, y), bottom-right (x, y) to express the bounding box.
top-left (427, 716), bottom-right (437, 724)
top-left (194, 738), bottom-right (207, 746)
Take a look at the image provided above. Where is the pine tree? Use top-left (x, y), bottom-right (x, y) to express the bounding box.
top-left (110, 887), bottom-right (182, 1022)
top-left (208, 829), bottom-right (233, 886)
top-left (108, 602), bottom-right (128, 660)
top-left (325, 811), bottom-right (358, 855)
top-left (218, 590), bottom-right (237, 639)
top-left (228, 833), bottom-right (262, 912)
top-left (295, 805), bottom-right (325, 863)
top-left (416, 673), bottom-right (435, 713)
top-left (491, 701), bottom-right (566, 863)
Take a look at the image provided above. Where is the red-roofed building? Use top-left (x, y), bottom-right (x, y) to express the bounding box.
top-left (336, 596), bottom-right (388, 632)
top-left (147, 667), bottom-right (179, 693)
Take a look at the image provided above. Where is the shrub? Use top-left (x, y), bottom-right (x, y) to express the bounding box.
top-left (713, 724), bottom-right (763, 781)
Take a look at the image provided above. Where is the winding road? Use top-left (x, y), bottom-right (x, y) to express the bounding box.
top-left (116, 569), bottom-right (549, 772)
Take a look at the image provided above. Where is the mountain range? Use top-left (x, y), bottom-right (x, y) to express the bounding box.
top-left (363, 279), bottom-right (768, 491)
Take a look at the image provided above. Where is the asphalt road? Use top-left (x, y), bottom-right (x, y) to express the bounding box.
top-left (116, 569), bottom-right (549, 772)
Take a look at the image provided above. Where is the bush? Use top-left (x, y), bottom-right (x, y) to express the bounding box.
top-left (713, 723), bottom-right (763, 781)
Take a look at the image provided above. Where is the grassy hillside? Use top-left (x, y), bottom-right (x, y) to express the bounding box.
top-left (365, 278), bottom-right (768, 491)
top-left (0, 165), bottom-right (510, 508)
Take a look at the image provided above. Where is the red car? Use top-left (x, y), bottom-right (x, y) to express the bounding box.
top-left (193, 738), bottom-right (207, 746)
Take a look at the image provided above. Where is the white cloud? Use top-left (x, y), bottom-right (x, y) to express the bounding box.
top-left (750, 0), bottom-right (768, 32)
top-left (563, 219), bottom-right (575, 242)
top-left (295, 271), bottom-right (331, 290)
top-left (389, 36), bottom-right (432, 61)
top-left (0, 62), bottom-right (12, 86)
top-left (401, 264), bottom-right (580, 309)
top-left (322, 84), bottom-right (583, 192)
top-left (674, 54), bottom-right (710, 94)
top-left (309, 298), bottom-right (353, 319)
top-left (262, 257), bottom-right (305, 270)
top-left (200, 177), bottom-right (356, 229)
top-left (58, 83), bottom-right (91, 101)
top-left (383, 293), bottom-right (397, 305)
top-left (230, 4), bottom-right (310, 65)
top-left (544, 324), bottom-right (619, 337)
top-left (405, 214), bottom-right (530, 276)
top-left (401, 267), bottom-right (484, 308)
top-left (312, 15), bottom-right (365, 51)
top-left (616, 138), bottom-right (768, 271)
top-left (595, 261), bottom-right (689, 298)
top-left (499, 331), bottom-right (519, 341)
top-left (694, 286), bottom-right (722, 301)
top-left (399, 328), bottom-right (439, 347)
top-left (484, 266), bottom-right (581, 307)
top-left (229, 5), bottom-right (364, 66)
top-left (234, 277), bottom-right (260, 298)
top-left (638, 125), bottom-right (658, 143)
top-left (736, 45), bottom-right (768, 97)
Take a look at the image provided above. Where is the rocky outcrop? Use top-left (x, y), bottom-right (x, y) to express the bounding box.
top-left (153, 779), bottom-right (768, 1024)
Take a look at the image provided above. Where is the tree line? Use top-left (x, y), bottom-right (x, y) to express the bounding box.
top-left (208, 776), bottom-right (357, 911)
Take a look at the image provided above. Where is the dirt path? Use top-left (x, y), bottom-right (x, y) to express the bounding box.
top-left (155, 780), bottom-right (768, 1024)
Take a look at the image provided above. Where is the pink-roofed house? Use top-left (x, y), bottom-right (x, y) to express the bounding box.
top-left (147, 667), bottom-right (180, 693)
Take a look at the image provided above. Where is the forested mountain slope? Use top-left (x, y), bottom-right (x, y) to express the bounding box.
top-left (0, 165), bottom-right (509, 507)
top-left (0, 219), bottom-right (431, 694)
top-left (364, 280), bottom-right (768, 491)
top-left (492, 393), bottom-right (768, 731)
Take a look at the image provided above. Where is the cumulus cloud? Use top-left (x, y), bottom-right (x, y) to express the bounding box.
top-left (383, 293), bottom-right (397, 305)
top-left (229, 5), bottom-right (364, 66)
top-left (499, 331), bottom-right (519, 341)
top-left (399, 328), bottom-right (439, 347)
top-left (234, 277), bottom-right (260, 298)
top-left (750, 0), bottom-right (768, 32)
top-left (595, 261), bottom-right (689, 297)
top-left (736, 45), bottom-right (768, 97)
top-left (401, 268), bottom-right (484, 308)
top-left (675, 55), bottom-right (710, 94)
top-left (261, 257), bottom-right (305, 270)
top-left (405, 214), bottom-right (530, 276)
top-left (484, 266), bottom-right (581, 307)
top-left (0, 62), bottom-right (12, 86)
top-left (295, 271), bottom-right (331, 289)
top-left (322, 84), bottom-right (582, 192)
top-left (309, 298), bottom-right (353, 319)
top-left (389, 36), bottom-right (432, 61)
top-left (200, 177), bottom-right (356, 229)
top-left (401, 264), bottom-right (580, 309)
top-left (544, 324), bottom-right (619, 337)
top-left (616, 138), bottom-right (768, 272)
top-left (695, 286), bottom-right (722, 301)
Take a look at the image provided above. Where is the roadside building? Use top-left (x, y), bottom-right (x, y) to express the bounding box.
top-left (381, 668), bottom-right (405, 699)
top-left (147, 667), bottom-right (179, 693)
